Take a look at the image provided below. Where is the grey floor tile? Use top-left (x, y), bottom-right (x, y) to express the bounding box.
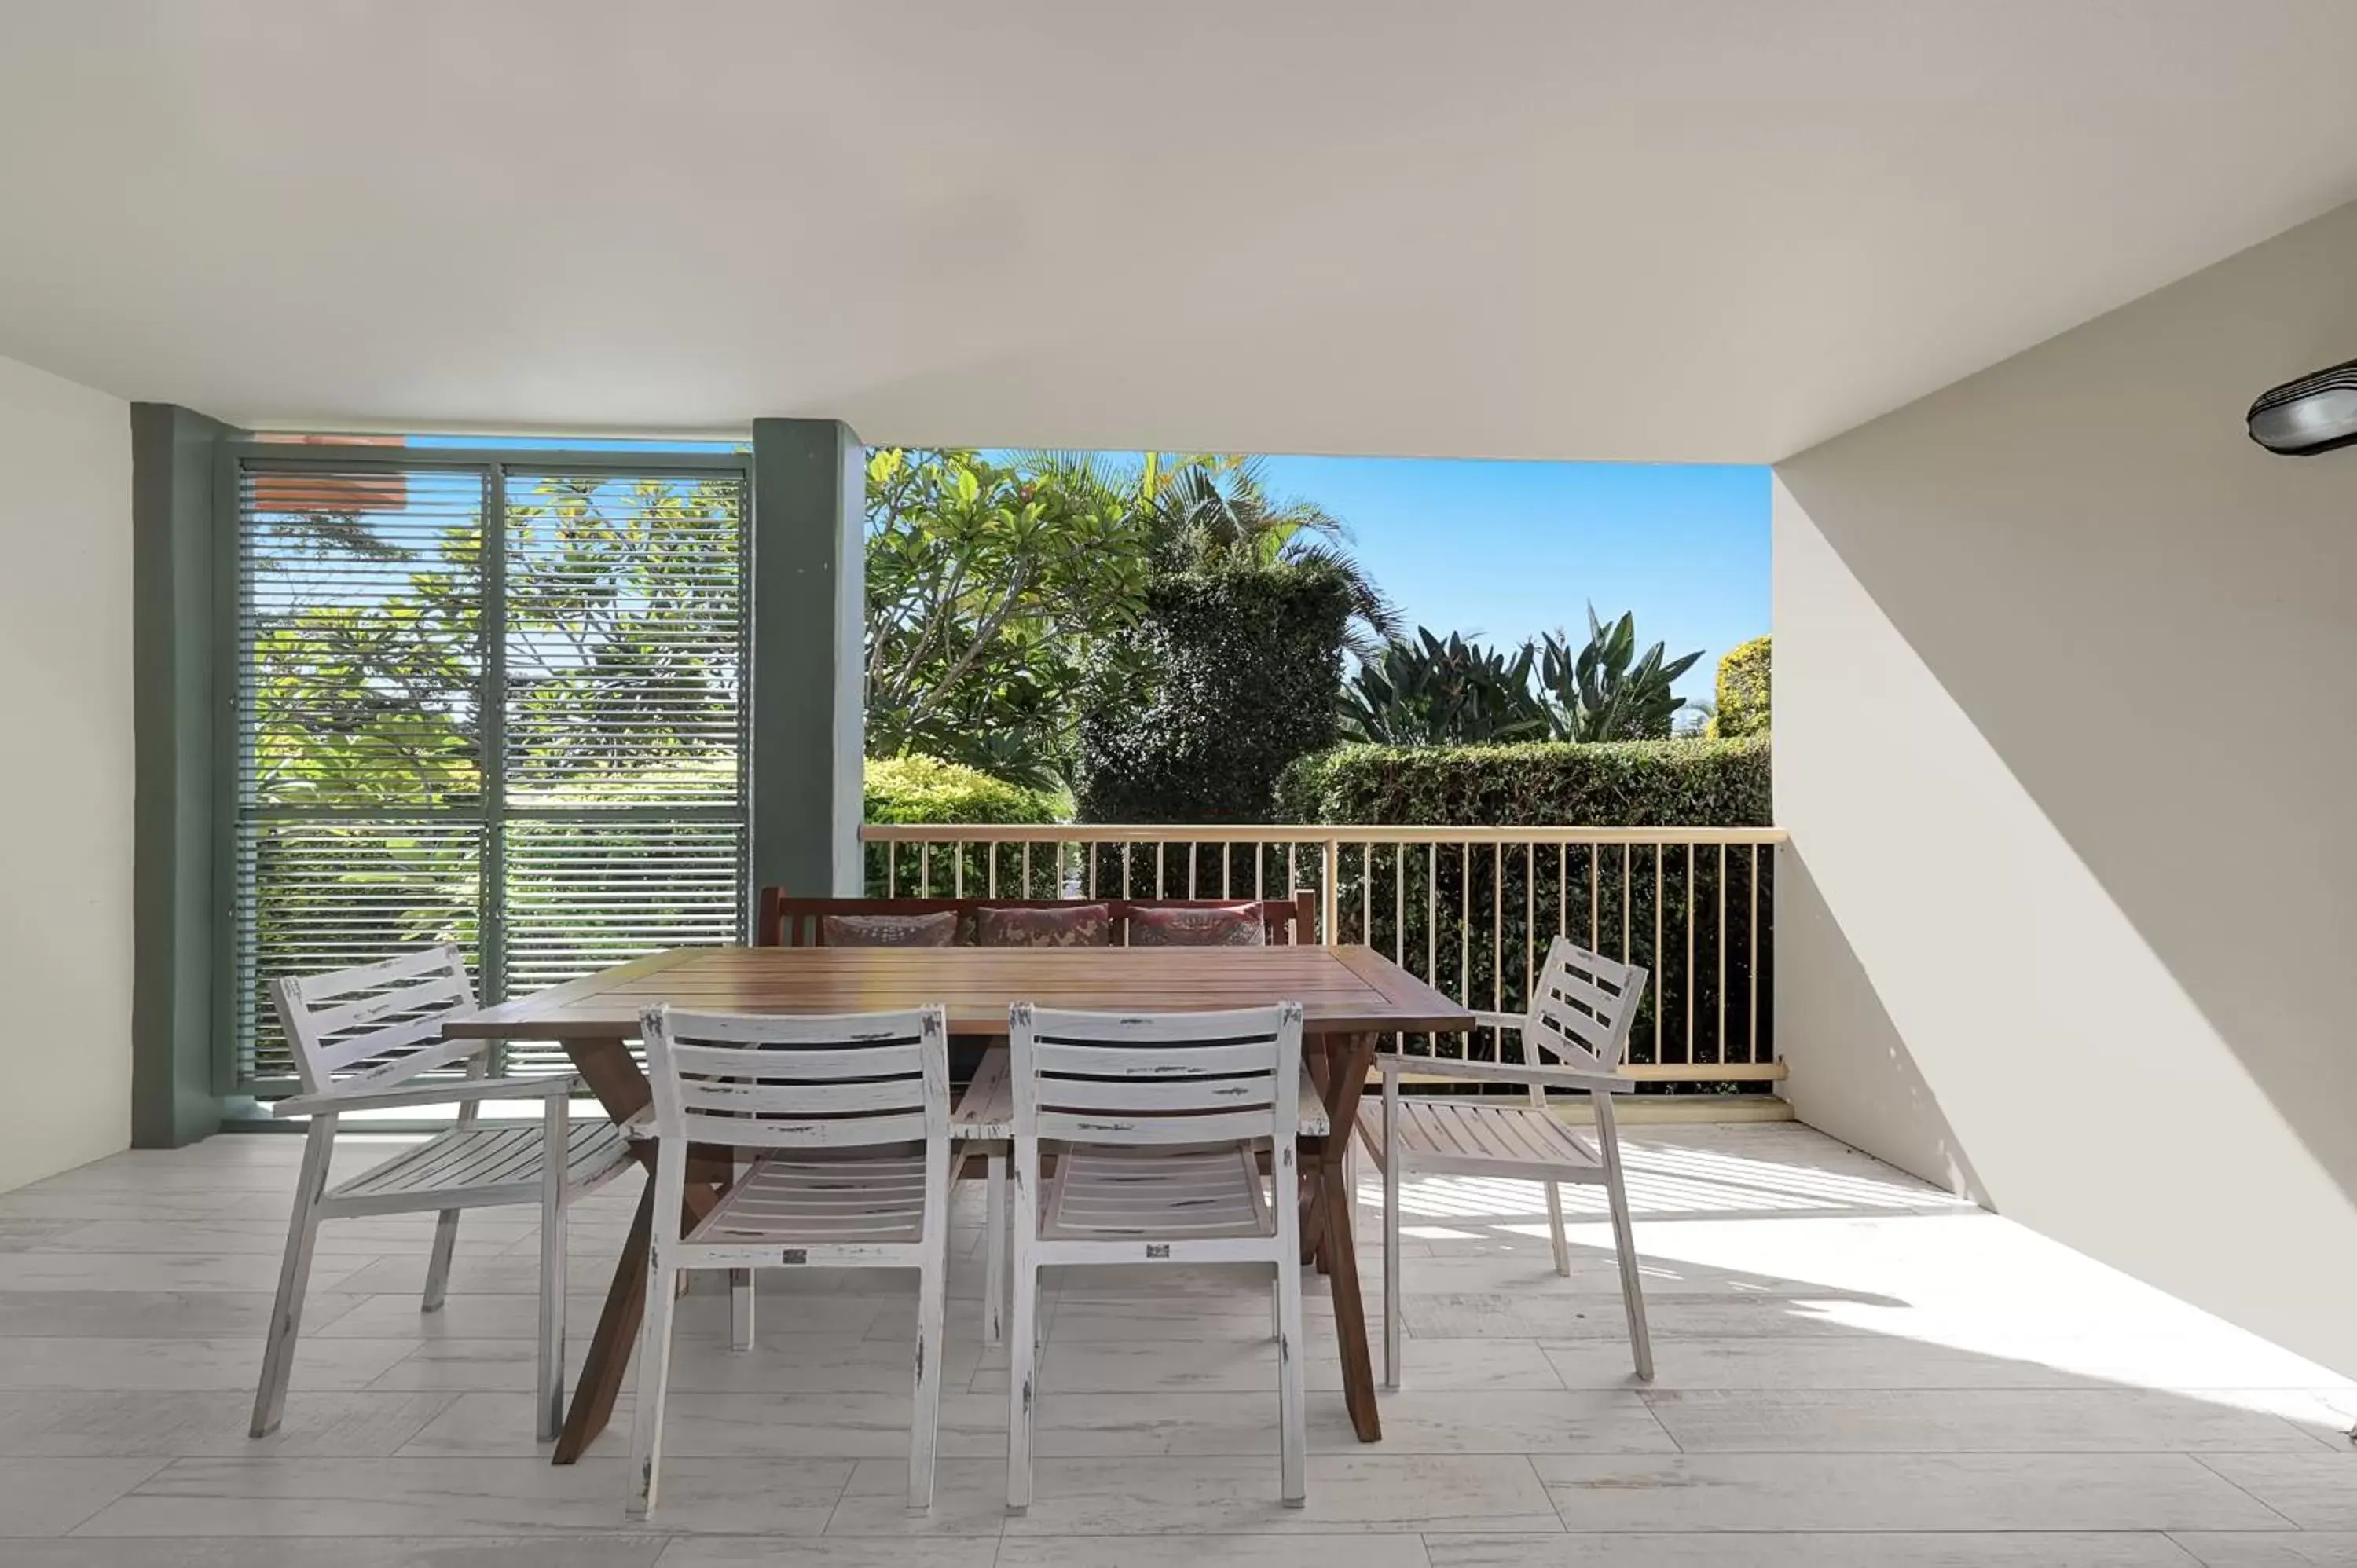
top-left (7, 1539), bottom-right (671, 1566)
top-left (2168, 1533), bottom-right (2357, 1566)
top-left (2195, 1453), bottom-right (2357, 1529)
top-left (998, 1536), bottom-right (1435, 1566)
top-left (0, 1290), bottom-right (364, 1338)
top-left (1424, 1532), bottom-right (2200, 1565)
top-left (0, 1335), bottom-right (418, 1392)
top-left (1644, 1387), bottom-right (2328, 1452)
top-left (1532, 1453), bottom-right (2294, 1533)
top-left (0, 1389), bottom-right (453, 1457)
top-left (0, 1456), bottom-right (170, 1537)
top-left (658, 1539), bottom-right (1000, 1566)
top-left (71, 1456), bottom-right (854, 1537)
top-left (999, 1454), bottom-right (1561, 1534)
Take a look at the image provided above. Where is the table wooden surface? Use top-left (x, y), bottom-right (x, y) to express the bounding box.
top-left (451, 944), bottom-right (1472, 1461)
top-left (451, 943), bottom-right (1472, 1040)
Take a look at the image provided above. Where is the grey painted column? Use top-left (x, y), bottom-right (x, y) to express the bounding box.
top-left (749, 419), bottom-right (866, 900)
top-left (130, 403), bottom-right (234, 1146)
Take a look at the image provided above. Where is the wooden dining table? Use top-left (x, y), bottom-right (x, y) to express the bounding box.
top-left (446, 942), bottom-right (1472, 1461)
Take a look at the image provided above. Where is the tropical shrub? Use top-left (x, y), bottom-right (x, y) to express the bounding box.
top-left (1714, 634), bottom-right (1772, 738)
top-left (1339, 610), bottom-right (1705, 746)
top-left (1535, 607), bottom-right (1703, 741)
top-left (1075, 565), bottom-right (1352, 823)
top-left (1339, 628), bottom-right (1550, 744)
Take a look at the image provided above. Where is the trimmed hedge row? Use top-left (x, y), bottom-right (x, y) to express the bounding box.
top-left (1714, 635), bottom-right (1771, 738)
top-left (1274, 735), bottom-right (1771, 826)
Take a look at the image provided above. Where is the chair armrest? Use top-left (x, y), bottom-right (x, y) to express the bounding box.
top-left (1471, 1010), bottom-right (1523, 1032)
top-left (273, 1073), bottom-right (585, 1119)
top-left (1373, 1053), bottom-right (1634, 1094)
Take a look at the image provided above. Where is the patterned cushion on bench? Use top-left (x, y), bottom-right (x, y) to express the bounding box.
top-left (976, 903), bottom-right (1110, 948)
top-left (1128, 904), bottom-right (1268, 947)
top-left (820, 910), bottom-right (959, 948)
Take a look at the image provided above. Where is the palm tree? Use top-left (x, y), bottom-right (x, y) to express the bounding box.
top-left (1013, 450), bottom-right (1400, 656)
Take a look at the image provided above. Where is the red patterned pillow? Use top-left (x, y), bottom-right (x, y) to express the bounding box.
top-left (975, 903), bottom-right (1110, 948)
top-left (1127, 905), bottom-right (1267, 947)
top-left (821, 910), bottom-right (958, 948)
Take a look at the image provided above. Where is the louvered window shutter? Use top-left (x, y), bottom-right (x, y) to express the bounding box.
top-left (233, 456), bottom-right (749, 1090)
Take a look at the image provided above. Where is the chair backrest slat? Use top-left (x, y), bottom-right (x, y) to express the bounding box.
top-left (273, 944), bottom-right (484, 1096)
top-left (1520, 936), bottom-right (1648, 1072)
top-left (641, 1004), bottom-right (949, 1153)
top-left (1012, 1002), bottom-right (1303, 1152)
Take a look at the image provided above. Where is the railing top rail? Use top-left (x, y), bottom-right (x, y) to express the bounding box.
top-left (860, 823), bottom-right (1787, 845)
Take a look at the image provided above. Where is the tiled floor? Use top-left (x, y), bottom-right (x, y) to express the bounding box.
top-left (2, 1122), bottom-right (2352, 1565)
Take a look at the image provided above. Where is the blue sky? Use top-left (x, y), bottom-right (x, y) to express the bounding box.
top-left (1258, 456), bottom-right (1770, 703)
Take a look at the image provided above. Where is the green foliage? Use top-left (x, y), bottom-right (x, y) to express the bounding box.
top-left (863, 449), bottom-right (1153, 789)
top-left (1714, 635), bottom-right (1772, 738)
top-left (1536, 606), bottom-right (1703, 742)
top-left (1075, 565), bottom-right (1353, 822)
top-left (863, 754), bottom-right (1063, 826)
top-left (1275, 735), bottom-right (1772, 826)
top-left (1339, 628), bottom-right (1550, 744)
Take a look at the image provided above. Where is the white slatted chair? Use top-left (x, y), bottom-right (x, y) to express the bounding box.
top-left (1367, 936), bottom-right (1655, 1385)
top-left (631, 1003), bottom-right (953, 1516)
top-left (253, 945), bottom-right (635, 1442)
top-left (1006, 1002), bottom-right (1307, 1512)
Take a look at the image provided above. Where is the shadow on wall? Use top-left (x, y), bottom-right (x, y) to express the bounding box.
top-left (1769, 197), bottom-right (2357, 1376)
top-left (1773, 851), bottom-right (1987, 1207)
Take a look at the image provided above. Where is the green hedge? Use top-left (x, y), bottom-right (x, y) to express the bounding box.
top-left (1274, 735), bottom-right (1771, 826)
top-left (1714, 635), bottom-right (1771, 738)
top-left (863, 754), bottom-right (1063, 826)
top-left (1076, 566), bottom-right (1350, 823)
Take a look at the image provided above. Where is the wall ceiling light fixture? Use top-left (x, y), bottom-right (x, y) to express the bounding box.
top-left (2246, 357), bottom-right (2357, 455)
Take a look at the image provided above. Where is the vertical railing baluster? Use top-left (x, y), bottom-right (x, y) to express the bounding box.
top-left (1653, 842), bottom-right (1664, 1063)
top-left (1460, 841), bottom-right (1472, 1014)
top-left (1492, 841), bottom-right (1504, 1019)
top-left (1359, 844), bottom-right (1372, 949)
top-left (1320, 837), bottom-right (1340, 947)
top-left (1685, 842), bottom-right (1695, 1066)
top-left (1749, 841), bottom-right (1760, 1065)
top-left (1717, 842), bottom-right (1728, 1068)
top-left (919, 843), bottom-right (931, 898)
top-left (1620, 843), bottom-right (1632, 962)
top-left (1524, 843), bottom-right (1535, 1019)
top-left (1425, 842), bottom-right (1438, 1000)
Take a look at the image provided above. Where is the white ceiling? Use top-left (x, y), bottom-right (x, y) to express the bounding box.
top-left (5, 1), bottom-right (2357, 462)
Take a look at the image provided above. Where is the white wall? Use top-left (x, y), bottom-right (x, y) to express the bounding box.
top-left (1774, 200), bottom-right (2357, 1376)
top-left (0, 354), bottom-right (133, 1192)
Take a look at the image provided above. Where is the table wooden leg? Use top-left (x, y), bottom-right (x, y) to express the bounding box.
top-left (552, 1145), bottom-right (732, 1465)
top-left (1314, 1033), bottom-right (1381, 1442)
top-left (552, 1174), bottom-right (652, 1464)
